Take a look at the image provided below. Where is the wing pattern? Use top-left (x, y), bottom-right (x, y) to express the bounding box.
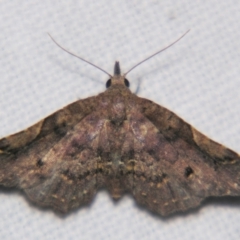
top-left (1, 77), bottom-right (240, 216)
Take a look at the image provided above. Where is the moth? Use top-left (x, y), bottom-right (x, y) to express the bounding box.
top-left (0, 31), bottom-right (240, 216)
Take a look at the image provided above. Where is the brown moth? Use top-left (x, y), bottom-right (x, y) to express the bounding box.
top-left (0, 31), bottom-right (240, 216)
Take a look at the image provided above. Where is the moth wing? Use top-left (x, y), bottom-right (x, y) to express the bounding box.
top-left (0, 96), bottom-right (102, 212)
top-left (128, 98), bottom-right (240, 216)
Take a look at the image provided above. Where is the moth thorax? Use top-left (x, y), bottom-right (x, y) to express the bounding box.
top-left (109, 98), bottom-right (126, 125)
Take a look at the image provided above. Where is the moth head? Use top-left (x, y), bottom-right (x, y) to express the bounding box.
top-left (106, 61), bottom-right (130, 89)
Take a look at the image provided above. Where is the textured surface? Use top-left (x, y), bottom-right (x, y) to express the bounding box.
top-left (1, 63), bottom-right (240, 216)
top-left (0, 0), bottom-right (240, 239)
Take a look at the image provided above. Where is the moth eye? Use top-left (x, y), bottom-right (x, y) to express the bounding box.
top-left (124, 78), bottom-right (130, 87)
top-left (106, 79), bottom-right (112, 88)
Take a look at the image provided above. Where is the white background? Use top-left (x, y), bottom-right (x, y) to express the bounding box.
top-left (0, 1), bottom-right (240, 239)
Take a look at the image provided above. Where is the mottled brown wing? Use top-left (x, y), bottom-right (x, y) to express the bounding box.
top-left (129, 97), bottom-right (240, 216)
top-left (0, 96), bottom-right (101, 212)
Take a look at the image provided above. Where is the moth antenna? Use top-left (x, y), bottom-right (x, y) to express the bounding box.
top-left (124, 29), bottom-right (190, 76)
top-left (48, 33), bottom-right (112, 77)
